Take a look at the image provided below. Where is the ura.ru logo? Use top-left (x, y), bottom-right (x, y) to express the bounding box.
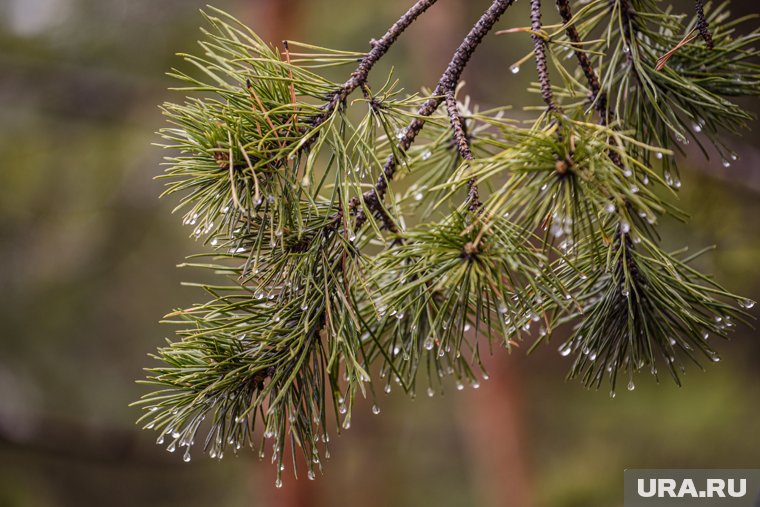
top-left (637, 478), bottom-right (747, 499)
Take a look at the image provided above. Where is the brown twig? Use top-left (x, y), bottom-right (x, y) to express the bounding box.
top-left (557, 0), bottom-right (626, 169)
top-left (530, 0), bottom-right (556, 112)
top-left (695, 0), bottom-right (714, 49)
top-left (445, 91), bottom-right (481, 211)
top-left (556, 0), bottom-right (607, 124)
top-left (353, 0), bottom-right (516, 230)
top-left (305, 0), bottom-right (439, 135)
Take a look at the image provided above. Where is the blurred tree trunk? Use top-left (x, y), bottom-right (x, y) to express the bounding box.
top-left (458, 354), bottom-right (534, 507)
top-left (245, 0), bottom-right (304, 41)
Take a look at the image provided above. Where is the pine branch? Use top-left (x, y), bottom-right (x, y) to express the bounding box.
top-left (695, 0), bottom-right (714, 49)
top-left (135, 0), bottom-right (759, 482)
top-left (445, 91), bottom-right (480, 210)
top-left (555, 0), bottom-right (607, 123)
top-left (353, 0), bottom-right (516, 229)
top-left (308, 0), bottom-right (439, 132)
top-left (530, 0), bottom-right (557, 111)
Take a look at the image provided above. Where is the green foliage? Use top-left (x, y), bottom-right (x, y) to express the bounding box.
top-left (135, 1), bottom-right (758, 482)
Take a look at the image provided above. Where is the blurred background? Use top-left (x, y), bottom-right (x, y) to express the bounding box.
top-left (0, 0), bottom-right (758, 505)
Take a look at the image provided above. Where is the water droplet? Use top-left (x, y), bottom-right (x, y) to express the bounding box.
top-left (396, 312), bottom-right (404, 320)
top-left (673, 178), bottom-right (682, 189)
top-left (510, 64), bottom-right (520, 74)
top-left (342, 418), bottom-right (351, 430)
top-left (421, 150), bottom-right (432, 161)
top-left (456, 382), bottom-right (464, 391)
top-left (627, 380), bottom-right (635, 391)
top-left (424, 337), bottom-right (434, 350)
top-left (630, 185), bottom-right (639, 194)
top-left (427, 387), bottom-right (435, 397)
top-left (559, 344), bottom-right (572, 357)
top-left (609, 390), bottom-right (617, 399)
top-left (372, 405), bottom-right (381, 415)
top-left (623, 169), bottom-right (633, 177)
top-left (722, 159), bottom-right (731, 168)
top-left (183, 451), bottom-right (191, 462)
top-left (692, 122), bottom-right (702, 133)
top-left (339, 403), bottom-right (347, 415)
top-left (739, 298), bottom-right (756, 309)
top-left (621, 288), bottom-right (630, 297)
top-left (655, 152), bottom-right (663, 160)
top-left (463, 323), bottom-right (472, 332)
top-left (275, 479), bottom-right (283, 489)
top-left (167, 442), bottom-right (176, 453)
top-left (498, 304), bottom-right (508, 314)
top-left (384, 384), bottom-right (391, 394)
top-left (730, 152), bottom-right (738, 161)
top-left (210, 238), bottom-right (218, 246)
top-left (711, 355), bottom-right (721, 363)
top-left (472, 382), bottom-right (480, 389)
top-left (605, 203), bottom-right (616, 214)
top-left (308, 470), bottom-right (316, 480)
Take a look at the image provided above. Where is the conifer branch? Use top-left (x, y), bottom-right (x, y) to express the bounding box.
top-left (354, 0), bottom-right (515, 228)
top-left (309, 0), bottom-right (439, 132)
top-left (530, 0), bottom-right (556, 112)
top-left (135, 0), bottom-right (759, 481)
top-left (695, 0), bottom-right (714, 49)
top-left (556, 0), bottom-right (607, 123)
top-left (445, 91), bottom-right (480, 210)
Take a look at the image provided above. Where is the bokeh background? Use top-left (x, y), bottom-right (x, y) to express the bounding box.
top-left (1, 0), bottom-right (758, 506)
